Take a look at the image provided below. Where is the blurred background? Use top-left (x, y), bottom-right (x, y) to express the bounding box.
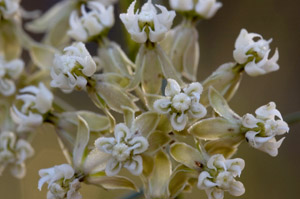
top-left (1, 0), bottom-right (300, 198)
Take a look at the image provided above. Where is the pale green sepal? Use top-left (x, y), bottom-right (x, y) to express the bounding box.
top-left (29, 43), bottom-right (58, 70)
top-left (132, 112), bottom-right (160, 137)
top-left (122, 106), bottom-right (135, 128)
top-left (147, 131), bottom-right (171, 153)
top-left (188, 117), bottom-right (240, 140)
top-left (170, 142), bottom-right (203, 170)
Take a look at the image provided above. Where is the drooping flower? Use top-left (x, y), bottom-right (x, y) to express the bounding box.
top-left (0, 131), bottom-right (34, 178)
top-left (233, 29), bottom-right (279, 76)
top-left (154, 79), bottom-right (207, 131)
top-left (169, 0), bottom-right (222, 19)
top-left (95, 123), bottom-right (149, 176)
top-left (68, 1), bottom-right (114, 42)
top-left (197, 154), bottom-right (245, 199)
top-left (0, 56), bottom-right (24, 96)
top-left (38, 164), bottom-right (81, 199)
top-left (0, 0), bottom-right (20, 19)
top-left (50, 42), bottom-right (96, 93)
top-left (120, 0), bottom-right (176, 43)
top-left (242, 102), bottom-right (289, 156)
top-left (11, 82), bottom-right (53, 132)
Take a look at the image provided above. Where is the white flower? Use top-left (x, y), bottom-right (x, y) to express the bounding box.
top-left (197, 154), bottom-right (245, 199)
top-left (11, 83), bottom-right (53, 133)
top-left (38, 164), bottom-right (81, 199)
top-left (0, 56), bottom-right (24, 96)
top-left (233, 29), bottom-right (279, 76)
top-left (120, 0), bottom-right (175, 43)
top-left (0, 131), bottom-right (34, 179)
top-left (0, 0), bottom-right (20, 19)
top-left (68, 2), bottom-right (114, 42)
top-left (51, 42), bottom-right (96, 93)
top-left (95, 123), bottom-right (149, 176)
top-left (242, 102), bottom-right (289, 156)
top-left (169, 0), bottom-right (222, 19)
top-left (154, 79), bottom-right (206, 131)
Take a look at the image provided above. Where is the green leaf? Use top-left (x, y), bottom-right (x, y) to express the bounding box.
top-left (208, 87), bottom-right (241, 122)
top-left (188, 117), bottom-right (241, 140)
top-left (29, 43), bottom-right (58, 69)
top-left (132, 112), bottom-right (160, 137)
top-left (147, 131), bottom-right (171, 153)
top-left (73, 116), bottom-right (90, 170)
top-left (96, 82), bottom-right (139, 113)
top-left (86, 176), bottom-right (139, 191)
top-left (148, 150), bottom-right (172, 199)
top-left (170, 142), bottom-right (203, 170)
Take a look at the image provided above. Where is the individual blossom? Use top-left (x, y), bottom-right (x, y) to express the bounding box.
top-left (68, 1), bottom-right (114, 42)
top-left (0, 131), bottom-right (34, 178)
top-left (154, 79), bottom-right (207, 131)
top-left (0, 0), bottom-right (20, 19)
top-left (95, 123), bottom-right (149, 176)
top-left (11, 82), bottom-right (53, 132)
top-left (233, 29), bottom-right (279, 76)
top-left (169, 0), bottom-right (222, 19)
top-left (0, 56), bottom-right (24, 96)
top-left (120, 0), bottom-right (176, 43)
top-left (241, 102), bottom-right (289, 156)
top-left (197, 154), bottom-right (245, 199)
top-left (38, 164), bottom-right (82, 199)
top-left (50, 42), bottom-right (96, 93)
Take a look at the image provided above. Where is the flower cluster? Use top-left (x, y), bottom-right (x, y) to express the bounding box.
top-left (169, 0), bottom-right (222, 19)
top-left (197, 154), bottom-right (245, 199)
top-left (0, 56), bottom-right (24, 96)
top-left (0, 0), bottom-right (20, 19)
top-left (0, 131), bottom-right (34, 178)
top-left (38, 164), bottom-right (81, 199)
top-left (233, 29), bottom-right (279, 76)
top-left (154, 79), bottom-right (206, 131)
top-left (11, 83), bottom-right (53, 132)
top-left (68, 1), bottom-right (114, 42)
top-left (120, 0), bottom-right (175, 43)
top-left (242, 102), bottom-right (289, 156)
top-left (95, 123), bottom-right (149, 176)
top-left (50, 42), bottom-right (96, 93)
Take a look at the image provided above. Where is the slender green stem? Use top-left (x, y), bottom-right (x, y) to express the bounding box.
top-left (284, 112), bottom-right (300, 125)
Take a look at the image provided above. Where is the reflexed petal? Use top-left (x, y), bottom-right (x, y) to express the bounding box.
top-left (124, 155), bottom-right (143, 175)
top-left (189, 102), bottom-right (207, 119)
top-left (170, 113), bottom-right (188, 131)
top-left (105, 158), bottom-right (122, 176)
top-left (197, 171), bottom-right (216, 189)
top-left (165, 79), bottom-right (181, 97)
top-left (255, 102), bottom-right (282, 120)
top-left (228, 180), bottom-right (245, 196)
top-left (114, 123), bottom-right (131, 143)
top-left (207, 154), bottom-right (226, 171)
top-left (153, 98), bottom-right (171, 114)
top-left (257, 137), bottom-right (285, 157)
top-left (128, 137), bottom-right (149, 154)
top-left (242, 113), bottom-right (261, 129)
top-left (95, 137), bottom-right (116, 154)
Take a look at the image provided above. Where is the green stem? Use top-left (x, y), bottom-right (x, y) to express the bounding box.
top-left (284, 112), bottom-right (300, 125)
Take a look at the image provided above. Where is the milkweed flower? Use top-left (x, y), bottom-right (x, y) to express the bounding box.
top-left (120, 0), bottom-right (176, 43)
top-left (233, 29), bottom-right (279, 76)
top-left (154, 79), bottom-right (207, 131)
top-left (0, 0), bottom-right (20, 19)
top-left (95, 123), bottom-right (149, 176)
top-left (50, 42), bottom-right (96, 93)
top-left (242, 102), bottom-right (289, 156)
top-left (68, 1), bottom-right (114, 42)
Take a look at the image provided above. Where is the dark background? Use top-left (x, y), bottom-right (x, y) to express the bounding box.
top-left (1, 0), bottom-right (299, 198)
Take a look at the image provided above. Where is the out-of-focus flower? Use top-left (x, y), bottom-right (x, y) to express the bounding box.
top-left (95, 123), bottom-right (149, 176)
top-left (0, 131), bottom-right (34, 178)
top-left (197, 154), bottom-right (245, 199)
top-left (242, 102), bottom-right (289, 156)
top-left (169, 0), bottom-right (222, 19)
top-left (0, 0), bottom-right (20, 19)
top-left (68, 1), bottom-right (114, 42)
top-left (11, 83), bottom-right (53, 132)
top-left (120, 0), bottom-right (175, 43)
top-left (0, 56), bottom-right (24, 96)
top-left (154, 79), bottom-right (206, 131)
top-left (233, 29), bottom-right (279, 76)
top-left (50, 42), bottom-right (96, 93)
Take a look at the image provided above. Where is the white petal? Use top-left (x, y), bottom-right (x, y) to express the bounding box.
top-left (170, 113), bottom-right (188, 131)
top-left (153, 98), bottom-right (172, 114)
top-left (95, 137), bottom-right (116, 154)
top-left (105, 158), bottom-right (122, 176)
top-left (165, 79), bottom-right (180, 97)
top-left (124, 155), bottom-right (143, 176)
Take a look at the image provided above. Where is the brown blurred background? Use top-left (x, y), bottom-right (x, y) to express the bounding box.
top-left (1, 0), bottom-right (300, 198)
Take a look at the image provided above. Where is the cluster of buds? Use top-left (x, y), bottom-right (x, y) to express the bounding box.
top-left (68, 1), bottom-right (115, 42)
top-left (0, 56), bottom-right (24, 96)
top-left (0, 131), bottom-right (34, 178)
top-left (11, 83), bottom-right (53, 132)
top-left (197, 154), bottom-right (245, 199)
top-left (154, 79), bottom-right (207, 131)
top-left (0, 0), bottom-right (20, 19)
top-left (242, 102), bottom-right (289, 156)
top-left (50, 42), bottom-right (96, 93)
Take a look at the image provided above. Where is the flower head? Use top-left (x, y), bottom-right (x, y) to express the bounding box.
top-left (242, 102), bottom-right (289, 156)
top-left (233, 29), bottom-right (279, 76)
top-left (50, 42), bottom-right (96, 93)
top-left (0, 0), bottom-right (20, 19)
top-left (68, 2), bottom-right (114, 42)
top-left (120, 0), bottom-right (175, 43)
top-left (95, 123), bottom-right (149, 176)
top-left (154, 79), bottom-right (207, 131)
